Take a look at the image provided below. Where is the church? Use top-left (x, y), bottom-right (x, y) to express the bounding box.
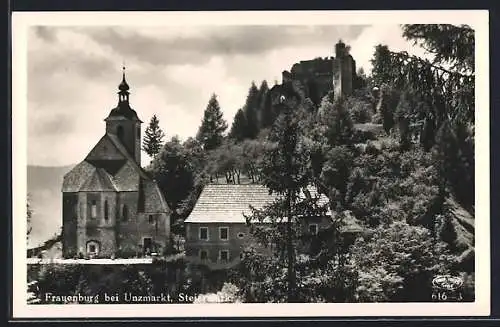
top-left (61, 68), bottom-right (171, 259)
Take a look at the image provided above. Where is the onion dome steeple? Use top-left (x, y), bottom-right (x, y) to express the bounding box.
top-left (118, 65), bottom-right (130, 103)
top-left (106, 65), bottom-right (141, 122)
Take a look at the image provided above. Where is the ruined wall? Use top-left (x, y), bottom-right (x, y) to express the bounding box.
top-left (277, 44), bottom-right (358, 105)
top-left (283, 57), bottom-right (335, 104)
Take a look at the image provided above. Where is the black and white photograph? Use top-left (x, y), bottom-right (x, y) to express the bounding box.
top-left (12, 10), bottom-right (489, 318)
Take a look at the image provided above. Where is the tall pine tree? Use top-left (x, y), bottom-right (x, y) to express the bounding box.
top-left (260, 92), bottom-right (275, 129)
top-left (243, 82), bottom-right (260, 139)
top-left (242, 95), bottom-right (314, 302)
top-left (256, 80), bottom-right (269, 129)
top-left (142, 114), bottom-right (165, 158)
top-left (229, 109), bottom-right (248, 142)
top-left (196, 93), bottom-right (228, 151)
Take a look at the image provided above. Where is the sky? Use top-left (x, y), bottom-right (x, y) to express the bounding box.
top-left (27, 24), bottom-right (430, 167)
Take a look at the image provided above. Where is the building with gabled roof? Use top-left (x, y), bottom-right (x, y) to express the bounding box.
top-left (61, 68), bottom-right (171, 259)
top-left (184, 184), bottom-right (361, 269)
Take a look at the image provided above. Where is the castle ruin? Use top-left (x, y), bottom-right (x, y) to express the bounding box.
top-left (271, 40), bottom-right (359, 107)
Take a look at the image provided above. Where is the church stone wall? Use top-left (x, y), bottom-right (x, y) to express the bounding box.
top-left (61, 71), bottom-right (170, 259)
top-left (76, 192), bottom-right (87, 255)
top-left (116, 191), bottom-right (141, 256)
top-left (135, 212), bottom-right (171, 254)
top-left (62, 193), bottom-right (78, 258)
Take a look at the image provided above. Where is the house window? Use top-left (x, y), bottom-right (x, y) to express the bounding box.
top-left (219, 250), bottom-right (229, 262)
top-left (90, 200), bottom-right (97, 219)
top-left (309, 223), bottom-right (318, 235)
top-left (104, 200), bottom-right (109, 222)
top-left (148, 214), bottom-right (154, 224)
top-left (122, 205), bottom-right (128, 222)
top-left (199, 249), bottom-right (208, 261)
top-left (237, 232), bottom-right (245, 239)
top-left (199, 227), bottom-right (208, 241)
top-left (219, 227), bottom-right (229, 241)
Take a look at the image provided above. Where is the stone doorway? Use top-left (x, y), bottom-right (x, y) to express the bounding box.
top-left (143, 237), bottom-right (153, 255)
top-left (86, 240), bottom-right (100, 258)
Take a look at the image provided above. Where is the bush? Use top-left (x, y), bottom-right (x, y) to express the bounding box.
top-left (193, 282), bottom-right (242, 303)
top-left (371, 112), bottom-right (383, 124)
top-left (352, 129), bottom-right (377, 144)
top-left (350, 221), bottom-right (456, 302)
top-left (347, 97), bottom-right (373, 124)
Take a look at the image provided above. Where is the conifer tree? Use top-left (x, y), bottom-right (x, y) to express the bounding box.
top-left (239, 95), bottom-right (316, 302)
top-left (196, 94), bottom-right (228, 151)
top-left (256, 80), bottom-right (269, 128)
top-left (370, 24), bottom-right (474, 211)
top-left (229, 109), bottom-right (248, 142)
top-left (260, 91), bottom-right (275, 129)
top-left (243, 82), bottom-right (260, 139)
top-left (142, 114), bottom-right (165, 158)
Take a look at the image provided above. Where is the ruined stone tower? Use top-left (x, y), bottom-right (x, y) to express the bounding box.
top-left (270, 40), bottom-right (357, 108)
top-left (333, 40), bottom-right (355, 101)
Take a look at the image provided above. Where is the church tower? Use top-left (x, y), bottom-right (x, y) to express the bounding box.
top-left (104, 67), bottom-right (142, 164)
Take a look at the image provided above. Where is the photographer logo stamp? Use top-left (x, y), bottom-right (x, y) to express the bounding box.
top-left (431, 275), bottom-right (464, 302)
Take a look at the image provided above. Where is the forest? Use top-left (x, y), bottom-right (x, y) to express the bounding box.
top-left (28, 24), bottom-right (475, 304)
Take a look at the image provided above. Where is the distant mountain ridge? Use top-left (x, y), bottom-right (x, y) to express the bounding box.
top-left (27, 164), bottom-right (75, 248)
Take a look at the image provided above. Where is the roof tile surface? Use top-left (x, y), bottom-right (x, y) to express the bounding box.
top-left (185, 184), bottom-right (329, 223)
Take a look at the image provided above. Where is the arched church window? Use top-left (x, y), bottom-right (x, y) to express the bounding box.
top-left (122, 204), bottom-right (128, 222)
top-left (117, 125), bottom-right (124, 142)
top-left (104, 200), bottom-right (109, 222)
top-left (90, 200), bottom-right (97, 219)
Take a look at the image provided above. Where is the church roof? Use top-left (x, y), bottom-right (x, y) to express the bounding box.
top-left (142, 179), bottom-right (170, 213)
top-left (106, 133), bottom-right (150, 179)
top-left (185, 184), bottom-right (330, 224)
top-left (79, 168), bottom-right (118, 192)
top-left (62, 133), bottom-right (170, 213)
top-left (105, 67), bottom-right (142, 122)
top-left (106, 103), bottom-right (141, 122)
top-left (118, 71), bottom-right (130, 91)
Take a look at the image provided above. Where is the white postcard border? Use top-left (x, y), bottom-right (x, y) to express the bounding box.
top-left (12, 10), bottom-right (490, 318)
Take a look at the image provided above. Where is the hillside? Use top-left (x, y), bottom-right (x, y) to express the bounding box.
top-left (27, 164), bottom-right (74, 248)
